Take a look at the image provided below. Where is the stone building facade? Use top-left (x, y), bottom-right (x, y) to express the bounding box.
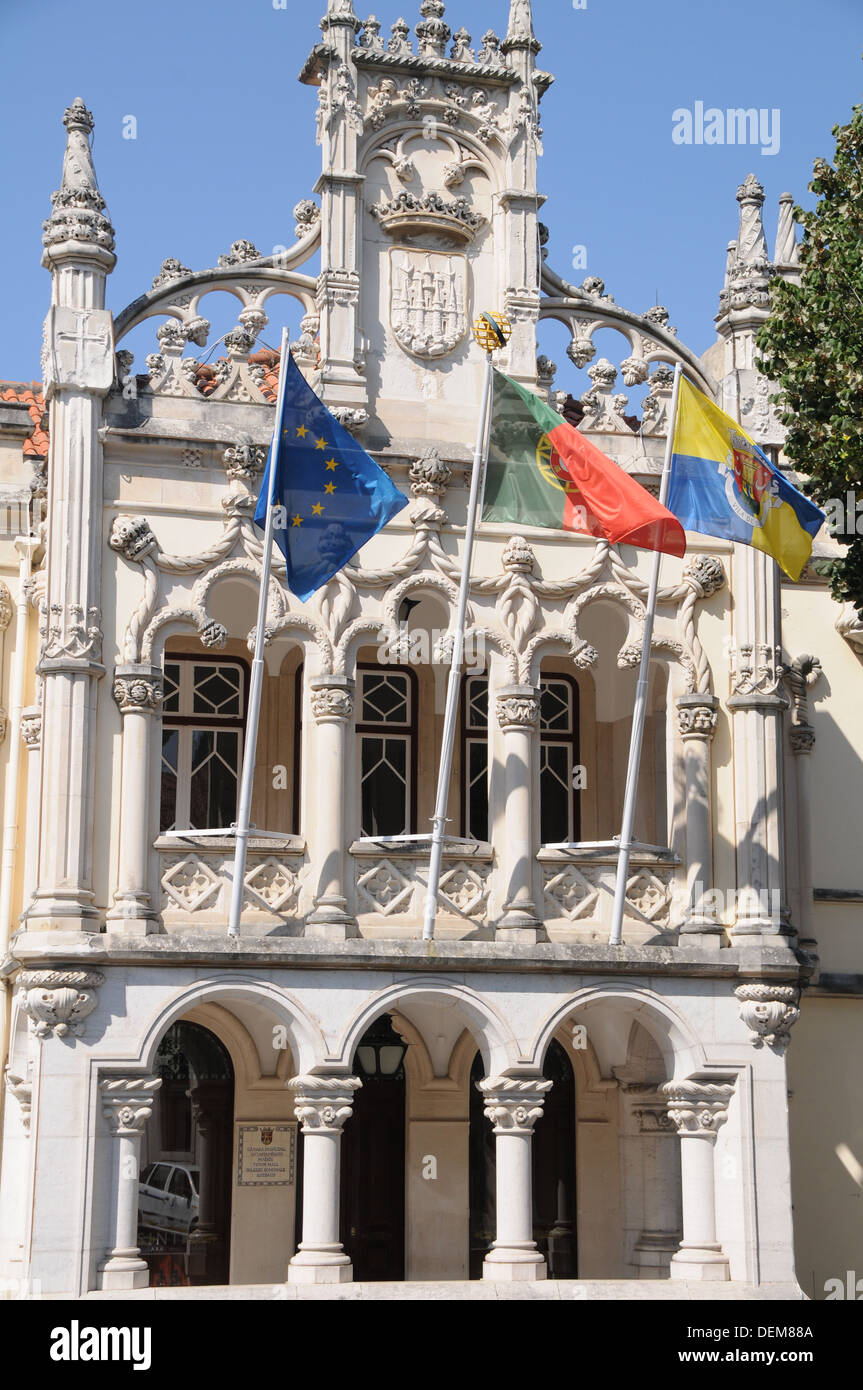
top-left (0, 0), bottom-right (860, 1298)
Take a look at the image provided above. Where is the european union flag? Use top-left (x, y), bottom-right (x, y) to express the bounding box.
top-left (254, 353), bottom-right (408, 601)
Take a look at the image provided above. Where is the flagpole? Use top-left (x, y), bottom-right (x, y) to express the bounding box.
top-left (227, 326), bottom-right (290, 939)
top-left (608, 362), bottom-right (682, 948)
top-left (422, 318), bottom-right (507, 942)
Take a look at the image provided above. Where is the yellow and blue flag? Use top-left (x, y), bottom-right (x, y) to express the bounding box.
top-left (254, 354), bottom-right (408, 601)
top-left (668, 377), bottom-right (824, 581)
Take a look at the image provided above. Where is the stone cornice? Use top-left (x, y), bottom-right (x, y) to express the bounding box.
top-left (13, 932), bottom-right (805, 982)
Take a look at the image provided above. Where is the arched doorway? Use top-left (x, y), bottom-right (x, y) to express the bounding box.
top-left (339, 1014), bottom-right (407, 1280)
top-left (138, 1020), bottom-right (235, 1287)
top-left (468, 1039), bottom-right (577, 1279)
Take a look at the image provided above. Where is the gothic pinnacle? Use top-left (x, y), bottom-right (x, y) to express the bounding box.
top-left (503, 0), bottom-right (541, 53)
top-left (42, 97), bottom-right (115, 258)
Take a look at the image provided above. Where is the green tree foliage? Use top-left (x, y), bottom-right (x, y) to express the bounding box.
top-left (757, 102), bottom-right (863, 612)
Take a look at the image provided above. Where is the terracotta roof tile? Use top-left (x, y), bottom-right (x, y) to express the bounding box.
top-left (0, 381), bottom-right (48, 456)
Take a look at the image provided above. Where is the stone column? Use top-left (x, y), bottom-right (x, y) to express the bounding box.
top-left (98, 1076), bottom-right (161, 1290)
top-left (784, 655), bottom-right (821, 955)
top-left (627, 1089), bottom-right (682, 1278)
top-left (662, 1078), bottom-right (734, 1281)
top-left (19, 707), bottom-right (42, 913)
top-left (28, 98), bottom-right (116, 932)
top-left (307, 678), bottom-right (356, 939)
top-left (675, 694), bottom-right (721, 939)
top-left (496, 687), bottom-right (542, 941)
top-left (287, 1075), bottom-right (361, 1284)
top-left (106, 666), bottom-right (163, 933)
top-left (478, 1075), bottom-right (551, 1281)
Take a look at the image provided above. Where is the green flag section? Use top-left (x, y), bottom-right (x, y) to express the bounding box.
top-left (483, 370), bottom-right (686, 558)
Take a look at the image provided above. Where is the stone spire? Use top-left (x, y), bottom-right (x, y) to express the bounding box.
top-left (773, 192), bottom-right (800, 270)
top-left (716, 174), bottom-right (772, 317)
top-left (503, 0), bottom-right (541, 54)
top-left (42, 98), bottom-right (115, 258)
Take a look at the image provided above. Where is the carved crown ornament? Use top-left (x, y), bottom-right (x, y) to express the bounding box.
top-left (735, 983), bottom-right (800, 1052)
top-left (371, 189), bottom-right (485, 244)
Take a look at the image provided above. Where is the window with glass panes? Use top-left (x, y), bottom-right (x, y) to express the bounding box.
top-left (539, 676), bottom-right (580, 844)
top-left (160, 658), bottom-right (247, 832)
top-left (357, 666), bottom-right (417, 838)
top-left (460, 674), bottom-right (580, 845)
top-left (462, 675), bottom-right (490, 841)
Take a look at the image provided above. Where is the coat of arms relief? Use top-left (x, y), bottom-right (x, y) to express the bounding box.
top-left (389, 247), bottom-right (469, 359)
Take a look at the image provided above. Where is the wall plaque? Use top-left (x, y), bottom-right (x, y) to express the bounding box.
top-left (236, 1123), bottom-right (296, 1187)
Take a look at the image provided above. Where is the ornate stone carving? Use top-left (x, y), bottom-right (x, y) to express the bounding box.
top-left (416, 0), bottom-right (450, 58)
top-left (388, 245), bottom-right (470, 357)
top-left (329, 63), bottom-right (364, 134)
top-left (835, 602), bottom-right (863, 656)
top-left (683, 554), bottom-right (725, 599)
top-left (676, 697), bottom-right (719, 740)
top-left (109, 515), bottom-right (158, 563)
top-left (580, 358), bottom-right (632, 433)
top-left (625, 870), bottom-right (673, 925)
top-left (542, 865), bottom-right (600, 921)
top-left (20, 710), bottom-right (41, 749)
top-left (735, 984), bottom-right (800, 1052)
top-left (244, 858), bottom-right (301, 913)
top-left (410, 447), bottom-right (451, 500)
top-left (311, 685), bottom-right (354, 722)
top-left (15, 967), bottom-right (104, 1039)
top-left (357, 14), bottom-right (385, 51)
top-left (783, 653), bottom-right (821, 755)
top-left (4, 1070), bottom-right (32, 1133)
top-left (451, 25), bottom-right (474, 61)
top-left (42, 98), bottom-right (115, 253)
top-left (0, 581), bottom-right (11, 632)
top-left (101, 1076), bottom-right (161, 1136)
top-left (224, 443), bottom-right (268, 482)
top-left (39, 602), bottom-right (102, 662)
top-left (661, 1079), bottom-right (735, 1135)
top-left (620, 355), bottom-right (649, 387)
top-left (113, 670), bottom-right (163, 714)
top-left (774, 191), bottom-right (799, 267)
top-left (388, 17), bottom-right (412, 54)
top-left (478, 1076), bottom-right (552, 1134)
top-left (373, 192), bottom-right (484, 245)
top-left (161, 856), bottom-right (221, 912)
top-left (477, 29), bottom-right (501, 64)
top-left (329, 406), bottom-right (370, 432)
top-left (502, 535), bottom-right (535, 574)
top-left (439, 863), bottom-right (490, 917)
top-left (217, 240), bottom-right (263, 268)
top-left (496, 693), bottom-right (540, 728)
top-left (293, 199), bottom-right (321, 240)
top-left (199, 619), bottom-right (228, 649)
top-left (152, 258), bottom-right (192, 289)
top-left (567, 335), bottom-right (596, 370)
top-left (536, 354), bottom-right (557, 397)
top-left (357, 860), bottom-right (414, 916)
top-left (730, 643), bottom-right (785, 698)
top-left (640, 362), bottom-right (676, 436)
top-left (288, 1075), bottom-right (362, 1132)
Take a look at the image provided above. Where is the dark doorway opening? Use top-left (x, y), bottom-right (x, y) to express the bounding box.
top-left (468, 1039), bottom-right (577, 1279)
top-left (339, 1014), bottom-right (407, 1281)
top-left (139, 1020), bottom-right (234, 1287)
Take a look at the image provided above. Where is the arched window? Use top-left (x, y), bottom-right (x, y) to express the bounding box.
top-left (357, 664), bottom-right (418, 837)
top-left (160, 656), bottom-right (248, 832)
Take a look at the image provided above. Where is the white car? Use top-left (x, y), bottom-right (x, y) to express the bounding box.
top-left (138, 1162), bottom-right (200, 1234)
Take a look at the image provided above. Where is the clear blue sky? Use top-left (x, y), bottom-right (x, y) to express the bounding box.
top-left (1, 0), bottom-right (860, 382)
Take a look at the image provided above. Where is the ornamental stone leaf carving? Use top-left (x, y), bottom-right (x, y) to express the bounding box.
top-left (661, 1079), bottom-right (735, 1136)
top-left (109, 515), bottom-right (157, 563)
top-left (287, 1075), bottom-right (362, 1132)
top-left (15, 967), bottom-right (104, 1040)
top-left (735, 984), bottom-right (800, 1052)
top-left (101, 1076), bottom-right (161, 1135)
top-left (478, 1076), bottom-right (552, 1134)
top-left (496, 693), bottom-right (540, 729)
top-left (311, 684), bottom-right (354, 723)
top-left (113, 669), bottom-right (163, 714)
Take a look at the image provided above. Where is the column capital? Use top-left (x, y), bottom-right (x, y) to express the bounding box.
top-left (112, 665), bottom-right (164, 714)
top-left (101, 1076), bottom-right (161, 1136)
top-left (676, 693), bottom-right (719, 741)
top-left (495, 686), bottom-right (540, 730)
top-left (478, 1075), bottom-right (551, 1133)
top-left (661, 1078), bottom-right (735, 1138)
top-left (735, 983), bottom-right (800, 1052)
top-left (310, 678), bottom-right (354, 724)
top-left (288, 1075), bottom-right (362, 1131)
top-left (20, 707), bottom-right (41, 749)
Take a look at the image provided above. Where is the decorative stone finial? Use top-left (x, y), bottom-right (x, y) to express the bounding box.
top-left (389, 17), bottom-right (413, 54)
top-left (416, 0), bottom-right (450, 58)
top-left (717, 174), bottom-right (773, 314)
top-left (736, 173), bottom-right (769, 263)
top-left (774, 192), bottom-right (799, 268)
top-left (451, 26), bottom-right (474, 61)
top-left (43, 98), bottom-right (115, 255)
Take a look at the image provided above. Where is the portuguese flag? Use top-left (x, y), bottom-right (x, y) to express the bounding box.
top-left (483, 370), bottom-right (686, 558)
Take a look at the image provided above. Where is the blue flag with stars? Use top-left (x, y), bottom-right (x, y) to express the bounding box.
top-left (254, 353), bottom-right (408, 601)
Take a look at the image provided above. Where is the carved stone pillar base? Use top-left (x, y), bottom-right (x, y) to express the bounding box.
top-left (633, 1231), bottom-right (680, 1278)
top-left (287, 1250), bottom-right (353, 1284)
top-left (482, 1250), bottom-right (547, 1281)
top-left (669, 1244), bottom-right (730, 1281)
top-left (98, 1253), bottom-right (150, 1290)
